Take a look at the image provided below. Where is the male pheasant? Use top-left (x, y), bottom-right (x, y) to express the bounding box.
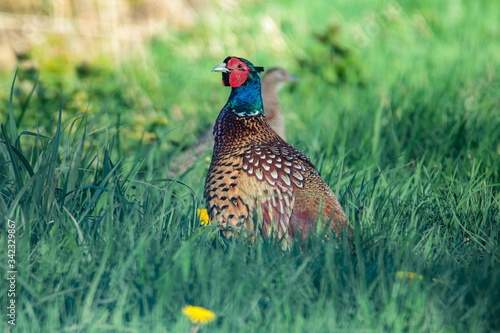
top-left (205, 56), bottom-right (350, 248)
top-left (169, 67), bottom-right (296, 176)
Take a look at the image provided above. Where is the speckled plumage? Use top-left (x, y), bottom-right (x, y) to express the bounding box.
top-left (205, 56), bottom-right (350, 247)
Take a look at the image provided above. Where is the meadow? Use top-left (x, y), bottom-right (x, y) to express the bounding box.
top-left (0, 0), bottom-right (499, 332)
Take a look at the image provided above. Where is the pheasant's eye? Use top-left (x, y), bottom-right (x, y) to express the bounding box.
top-left (237, 64), bottom-right (244, 69)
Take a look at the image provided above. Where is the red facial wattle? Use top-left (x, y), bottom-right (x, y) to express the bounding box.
top-left (227, 58), bottom-right (249, 88)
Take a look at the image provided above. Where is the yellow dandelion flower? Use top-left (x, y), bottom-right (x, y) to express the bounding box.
top-left (197, 208), bottom-right (211, 226)
top-left (182, 305), bottom-right (216, 324)
top-left (396, 271), bottom-right (424, 281)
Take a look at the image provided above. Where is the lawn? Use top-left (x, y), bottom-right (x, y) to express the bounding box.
top-left (0, 0), bottom-right (499, 332)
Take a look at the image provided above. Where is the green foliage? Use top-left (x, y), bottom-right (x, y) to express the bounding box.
top-left (1, 0), bottom-right (499, 332)
top-left (296, 24), bottom-right (365, 86)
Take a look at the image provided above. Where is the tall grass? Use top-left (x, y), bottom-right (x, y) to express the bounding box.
top-left (1, 0), bottom-right (499, 332)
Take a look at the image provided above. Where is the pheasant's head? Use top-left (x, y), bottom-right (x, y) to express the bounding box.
top-left (262, 67), bottom-right (299, 91)
top-left (212, 56), bottom-right (265, 88)
top-left (212, 56), bottom-right (265, 116)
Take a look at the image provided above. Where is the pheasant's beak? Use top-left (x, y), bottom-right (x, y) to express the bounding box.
top-left (212, 63), bottom-right (230, 73)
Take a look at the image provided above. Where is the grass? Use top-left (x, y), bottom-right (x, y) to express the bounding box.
top-left (1, 0), bottom-right (499, 332)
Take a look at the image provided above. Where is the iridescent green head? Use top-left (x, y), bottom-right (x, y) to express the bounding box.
top-left (212, 56), bottom-right (265, 116)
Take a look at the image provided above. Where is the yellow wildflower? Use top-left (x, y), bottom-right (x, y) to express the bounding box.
top-left (396, 271), bottom-right (424, 281)
top-left (197, 208), bottom-right (211, 226)
top-left (182, 305), bottom-right (216, 324)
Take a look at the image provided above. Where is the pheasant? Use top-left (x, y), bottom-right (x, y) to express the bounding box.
top-left (259, 67), bottom-right (298, 139)
top-left (205, 56), bottom-right (350, 248)
top-left (169, 67), bottom-right (297, 176)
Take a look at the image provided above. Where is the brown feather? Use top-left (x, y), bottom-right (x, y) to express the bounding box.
top-left (205, 111), bottom-right (350, 248)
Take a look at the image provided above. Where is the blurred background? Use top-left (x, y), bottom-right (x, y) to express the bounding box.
top-left (0, 0), bottom-right (498, 169)
top-left (0, 0), bottom-right (206, 67)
